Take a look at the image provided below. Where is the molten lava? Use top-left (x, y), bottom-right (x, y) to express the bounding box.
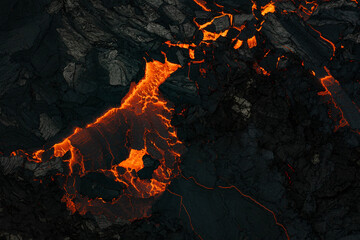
top-left (233, 39), bottom-right (243, 49)
top-left (193, 0), bottom-right (211, 12)
top-left (261, 2), bottom-right (276, 16)
top-left (30, 55), bottom-right (183, 220)
top-left (318, 67), bottom-right (349, 131)
top-left (18, 0), bottom-right (347, 236)
top-left (247, 36), bottom-right (257, 48)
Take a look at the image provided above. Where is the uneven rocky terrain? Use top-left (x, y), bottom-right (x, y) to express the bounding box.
top-left (1, 0), bottom-right (360, 239)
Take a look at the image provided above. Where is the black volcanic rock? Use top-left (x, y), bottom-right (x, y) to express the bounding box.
top-left (0, 0), bottom-right (360, 239)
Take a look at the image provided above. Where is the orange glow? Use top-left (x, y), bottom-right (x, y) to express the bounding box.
top-left (193, 13), bottom-right (232, 42)
top-left (196, 13), bottom-right (233, 30)
top-left (233, 39), bottom-right (243, 49)
top-left (53, 139), bottom-right (72, 158)
top-left (32, 150), bottom-right (44, 163)
top-left (192, 59), bottom-right (205, 64)
top-left (202, 29), bottom-right (229, 41)
top-left (177, 174), bottom-right (290, 240)
top-left (189, 49), bottom-right (195, 59)
top-left (23, 55), bottom-right (183, 220)
top-left (251, 0), bottom-right (258, 20)
top-left (193, 0), bottom-right (211, 11)
top-left (199, 67), bottom-right (206, 76)
top-left (264, 49), bottom-right (271, 58)
top-left (213, 2), bottom-right (224, 8)
top-left (167, 189), bottom-right (204, 240)
top-left (298, 1), bottom-right (318, 17)
top-left (218, 185), bottom-right (290, 240)
top-left (308, 24), bottom-right (336, 58)
top-left (119, 149), bottom-right (146, 172)
top-left (15, 1), bottom-right (297, 234)
top-left (253, 62), bottom-right (270, 76)
top-left (247, 36), bottom-right (257, 48)
top-left (233, 24), bottom-right (246, 32)
top-left (164, 41), bottom-right (198, 61)
top-left (317, 67), bottom-right (349, 131)
top-left (261, 2), bottom-right (276, 16)
top-left (276, 56), bottom-right (286, 69)
top-left (256, 20), bottom-right (265, 31)
top-left (165, 41), bottom-right (196, 49)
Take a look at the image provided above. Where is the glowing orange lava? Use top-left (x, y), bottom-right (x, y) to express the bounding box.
top-left (261, 2), bottom-right (276, 16)
top-left (189, 49), bottom-right (195, 59)
top-left (16, 0), bottom-right (301, 234)
top-left (298, 1), bottom-right (318, 18)
top-left (193, 14), bottom-right (232, 42)
top-left (307, 24), bottom-right (336, 58)
top-left (317, 67), bottom-right (349, 131)
top-left (233, 39), bottom-right (243, 49)
top-left (26, 55), bottom-right (183, 220)
top-left (164, 41), bottom-right (196, 49)
top-left (193, 0), bottom-right (211, 12)
top-left (247, 36), bottom-right (257, 48)
top-left (32, 149), bottom-right (44, 163)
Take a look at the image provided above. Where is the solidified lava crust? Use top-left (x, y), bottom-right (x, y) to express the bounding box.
top-left (0, 0), bottom-right (360, 239)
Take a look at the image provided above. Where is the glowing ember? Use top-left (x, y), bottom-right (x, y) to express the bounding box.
top-left (189, 49), bottom-right (195, 59)
top-left (118, 149), bottom-right (146, 172)
top-left (32, 150), bottom-right (44, 163)
top-left (164, 41), bottom-right (196, 49)
top-left (247, 36), bottom-right (257, 48)
top-left (261, 2), bottom-right (276, 16)
top-left (253, 62), bottom-right (270, 76)
top-left (193, 0), bottom-right (211, 12)
top-left (233, 39), bottom-right (243, 49)
top-left (317, 67), bottom-right (350, 131)
top-left (298, 1), bottom-right (318, 18)
top-left (307, 24), bottom-right (336, 58)
top-left (194, 14), bottom-right (231, 42)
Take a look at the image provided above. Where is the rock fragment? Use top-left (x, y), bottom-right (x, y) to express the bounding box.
top-left (162, 4), bottom-right (186, 24)
top-left (232, 97), bottom-right (252, 120)
top-left (63, 62), bottom-right (82, 87)
top-left (25, 157), bottom-right (63, 177)
top-left (0, 156), bottom-right (24, 175)
top-left (145, 22), bottom-right (173, 40)
top-left (39, 113), bottom-right (61, 140)
top-left (98, 50), bottom-right (139, 86)
top-left (57, 20), bottom-right (91, 60)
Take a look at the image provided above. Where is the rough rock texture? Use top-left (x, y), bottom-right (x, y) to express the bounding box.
top-left (0, 0), bottom-right (360, 239)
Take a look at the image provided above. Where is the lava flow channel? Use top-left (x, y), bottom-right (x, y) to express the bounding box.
top-left (36, 54), bottom-right (183, 221)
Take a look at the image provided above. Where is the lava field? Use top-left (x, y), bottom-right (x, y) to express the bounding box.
top-left (1, 0), bottom-right (360, 239)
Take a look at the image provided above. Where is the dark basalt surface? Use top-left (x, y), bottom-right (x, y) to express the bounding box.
top-left (1, 0), bottom-right (360, 239)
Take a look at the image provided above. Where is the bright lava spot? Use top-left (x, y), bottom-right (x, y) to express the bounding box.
top-left (247, 36), bottom-right (257, 48)
top-left (261, 2), bottom-right (276, 16)
top-left (233, 39), bottom-right (243, 49)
